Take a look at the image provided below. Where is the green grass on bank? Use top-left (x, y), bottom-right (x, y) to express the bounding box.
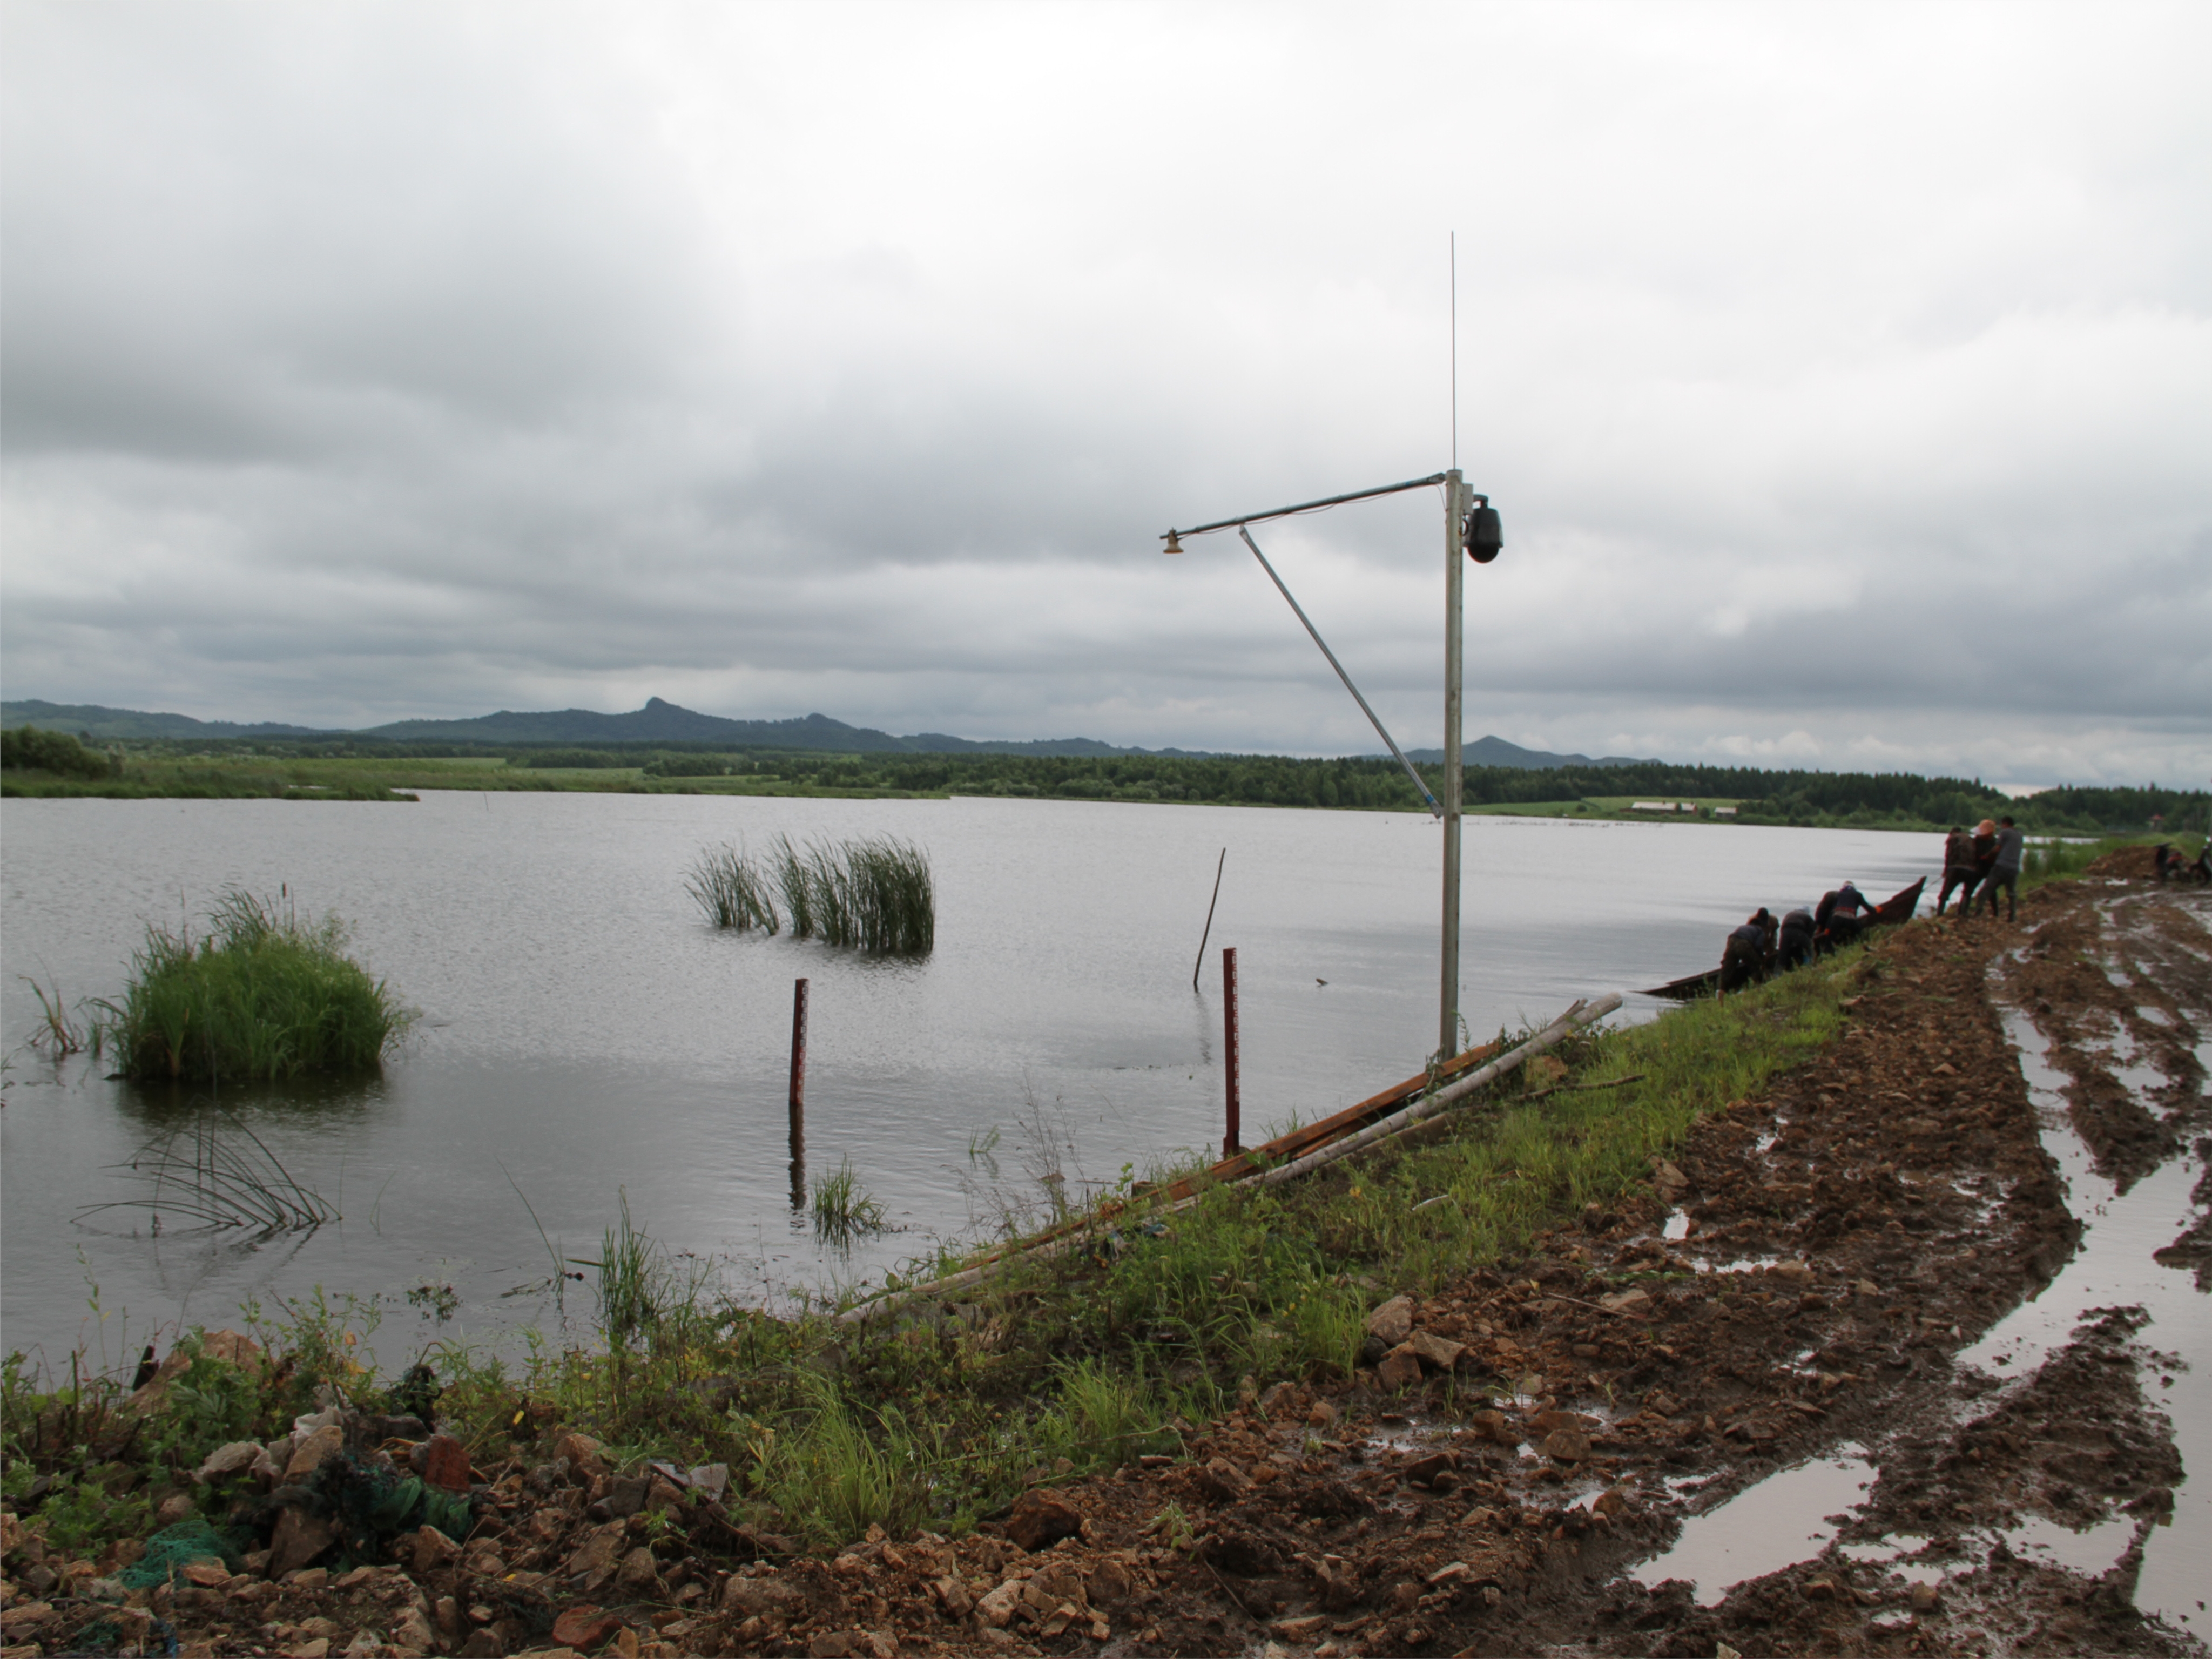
top-left (5, 941), bottom-right (1868, 1556)
top-left (92, 889), bottom-right (414, 1081)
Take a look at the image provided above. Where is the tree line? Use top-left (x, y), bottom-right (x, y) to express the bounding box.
top-left (27, 729), bottom-right (2207, 833)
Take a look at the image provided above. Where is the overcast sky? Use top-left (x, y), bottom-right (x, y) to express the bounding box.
top-left (4, 4), bottom-right (2206, 788)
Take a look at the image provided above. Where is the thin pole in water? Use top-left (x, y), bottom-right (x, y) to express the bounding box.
top-left (788, 978), bottom-right (808, 1204)
top-left (1222, 947), bottom-right (1242, 1156)
top-left (1192, 848), bottom-right (1226, 990)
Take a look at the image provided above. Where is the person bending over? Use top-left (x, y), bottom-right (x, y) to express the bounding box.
top-left (1936, 825), bottom-right (1979, 916)
top-left (1813, 882), bottom-right (1876, 953)
top-left (1719, 909), bottom-right (1774, 994)
top-left (1775, 909), bottom-right (1817, 972)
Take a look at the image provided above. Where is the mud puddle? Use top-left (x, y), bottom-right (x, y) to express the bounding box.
top-left (1631, 1446), bottom-right (1873, 1604)
top-left (1965, 1005), bottom-right (2211, 1630)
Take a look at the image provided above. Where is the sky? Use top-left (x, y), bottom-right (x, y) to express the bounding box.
top-left (3, 4), bottom-right (2207, 790)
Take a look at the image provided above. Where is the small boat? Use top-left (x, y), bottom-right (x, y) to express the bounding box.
top-left (1641, 876), bottom-right (1927, 1001)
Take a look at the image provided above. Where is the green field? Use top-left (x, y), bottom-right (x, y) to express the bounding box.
top-left (4, 724), bottom-right (2205, 834)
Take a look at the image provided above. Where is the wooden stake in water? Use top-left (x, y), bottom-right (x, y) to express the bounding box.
top-left (788, 977), bottom-right (808, 1184)
top-left (1192, 847), bottom-right (1226, 990)
top-left (1222, 947), bottom-right (1242, 1156)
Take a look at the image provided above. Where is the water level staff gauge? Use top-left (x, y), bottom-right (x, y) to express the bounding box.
top-left (1159, 471), bottom-right (1503, 1063)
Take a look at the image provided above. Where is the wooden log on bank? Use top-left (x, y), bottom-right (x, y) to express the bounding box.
top-left (1239, 993), bottom-right (1623, 1188)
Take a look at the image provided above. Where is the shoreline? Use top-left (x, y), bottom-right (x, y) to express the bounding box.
top-left (6, 861), bottom-right (2206, 1654)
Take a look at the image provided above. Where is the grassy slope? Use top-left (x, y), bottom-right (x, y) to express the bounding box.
top-left (464, 946), bottom-right (1854, 1547)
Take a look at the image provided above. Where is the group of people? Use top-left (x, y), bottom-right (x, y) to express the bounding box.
top-left (1937, 816), bottom-right (2025, 922)
top-left (1716, 881), bottom-right (1881, 993)
top-left (1705, 815), bottom-right (2204, 999)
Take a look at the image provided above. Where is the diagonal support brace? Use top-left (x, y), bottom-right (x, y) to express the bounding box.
top-left (1238, 525), bottom-right (1440, 818)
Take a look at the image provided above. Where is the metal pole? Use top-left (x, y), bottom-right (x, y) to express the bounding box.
top-left (1222, 946), bottom-right (1241, 1156)
top-left (1440, 470), bottom-right (1465, 1060)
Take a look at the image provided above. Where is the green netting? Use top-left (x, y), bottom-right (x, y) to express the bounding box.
top-left (311, 1454), bottom-right (474, 1566)
top-left (117, 1520), bottom-right (249, 1590)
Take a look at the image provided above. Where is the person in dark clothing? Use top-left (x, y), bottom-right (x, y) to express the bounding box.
top-left (1977, 816), bottom-right (2024, 921)
top-left (1775, 908), bottom-right (1817, 972)
top-left (1958, 819), bottom-right (1998, 920)
top-left (1718, 908), bottom-right (1777, 994)
top-left (1936, 825), bottom-right (1979, 916)
top-left (2192, 845), bottom-right (2212, 884)
top-left (2154, 843), bottom-right (2178, 881)
top-left (1814, 882), bottom-right (1873, 953)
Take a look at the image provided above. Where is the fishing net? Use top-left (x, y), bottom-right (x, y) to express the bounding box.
top-left (307, 1453), bottom-right (473, 1565)
top-left (116, 1520), bottom-right (249, 1590)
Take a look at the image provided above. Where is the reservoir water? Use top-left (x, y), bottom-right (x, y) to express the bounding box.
top-left (0, 793), bottom-right (1930, 1367)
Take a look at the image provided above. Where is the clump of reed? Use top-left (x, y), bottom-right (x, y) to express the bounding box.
top-left (685, 834), bottom-right (934, 954)
top-left (811, 1156), bottom-right (889, 1247)
top-left (574, 1188), bottom-right (717, 1355)
top-left (79, 1110), bottom-right (336, 1232)
top-left (19, 976), bottom-right (86, 1058)
top-left (774, 834), bottom-right (934, 954)
top-left (686, 842), bottom-right (781, 932)
top-left (91, 888), bottom-right (412, 1081)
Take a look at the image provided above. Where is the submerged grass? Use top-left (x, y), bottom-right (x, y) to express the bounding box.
top-left (91, 889), bottom-right (412, 1081)
top-left (774, 834), bottom-right (934, 954)
top-left (812, 1157), bottom-right (890, 1247)
top-left (686, 842), bottom-right (782, 932)
top-left (79, 1110), bottom-right (336, 1232)
top-left (688, 834), bottom-right (934, 953)
top-left (18, 976), bottom-right (86, 1058)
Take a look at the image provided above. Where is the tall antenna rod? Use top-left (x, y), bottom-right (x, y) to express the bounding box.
top-left (1450, 231), bottom-right (1458, 471)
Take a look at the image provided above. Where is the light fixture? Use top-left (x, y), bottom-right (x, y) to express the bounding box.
top-left (1163, 530), bottom-right (1185, 555)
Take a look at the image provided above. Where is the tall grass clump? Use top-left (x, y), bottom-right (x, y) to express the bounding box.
top-left (753, 1377), bottom-right (934, 1547)
top-left (576, 1190), bottom-right (717, 1357)
top-left (772, 834), bottom-right (934, 954)
top-left (812, 1156), bottom-right (889, 1246)
top-left (685, 842), bottom-right (781, 932)
top-left (92, 889), bottom-right (411, 1081)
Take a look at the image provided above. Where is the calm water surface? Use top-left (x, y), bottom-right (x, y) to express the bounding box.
top-left (0, 793), bottom-right (1931, 1365)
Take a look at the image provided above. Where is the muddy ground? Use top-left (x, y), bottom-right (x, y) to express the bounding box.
top-left (6, 872), bottom-right (2207, 1659)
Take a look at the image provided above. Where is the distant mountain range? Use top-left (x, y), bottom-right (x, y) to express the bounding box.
top-left (3, 696), bottom-right (1651, 769)
top-left (1406, 735), bottom-right (1652, 770)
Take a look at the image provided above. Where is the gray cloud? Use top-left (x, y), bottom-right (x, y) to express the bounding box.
top-left (3, 3), bottom-right (2207, 788)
